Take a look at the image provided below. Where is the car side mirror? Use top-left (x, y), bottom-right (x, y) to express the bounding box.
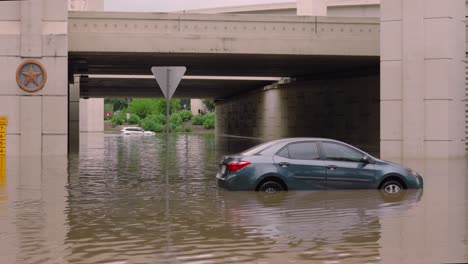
top-left (362, 156), bottom-right (370, 163)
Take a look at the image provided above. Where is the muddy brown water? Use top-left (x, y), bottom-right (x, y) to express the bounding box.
top-left (0, 133), bottom-right (467, 264)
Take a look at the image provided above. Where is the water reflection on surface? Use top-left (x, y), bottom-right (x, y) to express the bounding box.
top-left (0, 133), bottom-right (467, 264)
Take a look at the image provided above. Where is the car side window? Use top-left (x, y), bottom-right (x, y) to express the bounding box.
top-left (322, 142), bottom-right (363, 162)
top-left (278, 142), bottom-right (320, 160)
top-left (277, 146), bottom-right (290, 158)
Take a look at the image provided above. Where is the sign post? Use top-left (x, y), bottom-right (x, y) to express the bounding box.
top-left (151, 67), bottom-right (186, 134)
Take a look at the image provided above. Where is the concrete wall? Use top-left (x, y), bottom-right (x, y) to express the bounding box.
top-left (216, 76), bottom-right (380, 155)
top-left (0, 0), bottom-right (68, 156)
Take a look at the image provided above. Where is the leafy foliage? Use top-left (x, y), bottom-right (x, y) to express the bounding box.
top-left (128, 114), bottom-right (140, 125)
top-left (128, 98), bottom-right (182, 119)
top-left (192, 115), bottom-right (205, 125)
top-left (203, 113), bottom-right (215, 129)
top-left (202, 99), bottom-right (215, 112)
top-left (105, 98), bottom-right (129, 111)
top-left (179, 110), bottom-right (193, 122)
top-left (110, 109), bottom-right (129, 127)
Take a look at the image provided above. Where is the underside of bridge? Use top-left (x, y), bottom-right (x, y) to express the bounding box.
top-left (68, 52), bottom-right (380, 154)
top-left (69, 52), bottom-right (379, 99)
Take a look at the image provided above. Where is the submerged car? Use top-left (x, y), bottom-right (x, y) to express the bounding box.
top-left (120, 127), bottom-right (155, 136)
top-left (216, 138), bottom-right (423, 194)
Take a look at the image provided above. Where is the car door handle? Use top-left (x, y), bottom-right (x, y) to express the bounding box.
top-left (278, 162), bottom-right (290, 167)
top-left (326, 165), bottom-right (338, 171)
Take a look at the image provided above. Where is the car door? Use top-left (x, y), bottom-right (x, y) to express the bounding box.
top-left (320, 141), bottom-right (377, 189)
top-left (273, 141), bottom-right (327, 190)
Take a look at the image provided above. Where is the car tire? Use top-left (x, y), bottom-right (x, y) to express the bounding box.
top-left (259, 181), bottom-right (284, 193)
top-left (380, 180), bottom-right (403, 195)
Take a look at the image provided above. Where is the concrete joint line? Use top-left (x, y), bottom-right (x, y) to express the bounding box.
top-left (423, 98), bottom-right (453, 101)
top-left (424, 17), bottom-right (454, 20)
top-left (381, 139), bottom-right (403, 141)
top-left (424, 140), bottom-right (453, 142)
top-left (424, 58), bottom-right (454, 61)
top-left (380, 19), bottom-right (402, 23)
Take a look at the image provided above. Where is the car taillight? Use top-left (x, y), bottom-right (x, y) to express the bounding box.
top-left (227, 160), bottom-right (251, 172)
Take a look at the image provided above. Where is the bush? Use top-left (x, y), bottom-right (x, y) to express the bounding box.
top-left (153, 123), bottom-right (165, 133)
top-left (179, 110), bottom-right (193, 122)
top-left (183, 125), bottom-right (192, 132)
top-left (203, 113), bottom-right (215, 129)
top-left (193, 114), bottom-right (205, 125)
top-left (128, 114), bottom-right (140, 125)
top-left (170, 113), bottom-right (182, 127)
top-left (141, 113), bottom-right (165, 132)
top-left (110, 110), bottom-right (127, 127)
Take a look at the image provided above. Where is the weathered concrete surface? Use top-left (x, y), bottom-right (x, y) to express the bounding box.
top-left (68, 12), bottom-right (380, 56)
top-left (380, 0), bottom-right (466, 159)
top-left (0, 0), bottom-right (68, 156)
top-left (216, 76), bottom-right (380, 154)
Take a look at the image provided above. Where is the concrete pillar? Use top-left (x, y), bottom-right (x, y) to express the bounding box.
top-left (380, 0), bottom-right (466, 159)
top-left (191, 99), bottom-right (206, 116)
top-left (80, 98), bottom-right (104, 132)
top-left (69, 77), bottom-right (80, 153)
top-left (0, 0), bottom-right (68, 157)
top-left (297, 0), bottom-right (327, 16)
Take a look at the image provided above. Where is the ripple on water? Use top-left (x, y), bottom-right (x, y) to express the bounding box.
top-left (2, 134), bottom-right (467, 264)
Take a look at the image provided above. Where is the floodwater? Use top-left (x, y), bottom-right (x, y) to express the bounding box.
top-left (0, 133), bottom-right (467, 264)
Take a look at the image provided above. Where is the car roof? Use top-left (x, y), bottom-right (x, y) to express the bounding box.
top-left (273, 137), bottom-right (341, 143)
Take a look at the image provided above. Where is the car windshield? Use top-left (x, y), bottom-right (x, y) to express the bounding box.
top-left (240, 140), bottom-right (282, 156)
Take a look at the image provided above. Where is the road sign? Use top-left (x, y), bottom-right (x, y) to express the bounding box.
top-left (151, 67), bottom-right (186, 134)
top-left (151, 67), bottom-right (186, 100)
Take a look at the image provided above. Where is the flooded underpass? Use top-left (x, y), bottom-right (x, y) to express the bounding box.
top-left (0, 133), bottom-right (467, 264)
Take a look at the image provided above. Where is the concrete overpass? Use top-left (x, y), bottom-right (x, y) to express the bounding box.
top-left (69, 12), bottom-right (379, 98)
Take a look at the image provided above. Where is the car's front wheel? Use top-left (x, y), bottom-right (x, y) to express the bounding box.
top-left (380, 180), bottom-right (403, 195)
top-left (258, 181), bottom-right (284, 193)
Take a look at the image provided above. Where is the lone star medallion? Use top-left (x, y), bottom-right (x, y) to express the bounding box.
top-left (16, 60), bottom-right (47, 93)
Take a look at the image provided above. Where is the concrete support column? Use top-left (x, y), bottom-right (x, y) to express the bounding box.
top-left (297, 0), bottom-right (327, 16)
top-left (0, 0), bottom-right (68, 157)
top-left (80, 98), bottom-right (104, 133)
top-left (380, 0), bottom-right (466, 159)
top-left (69, 77), bottom-right (80, 153)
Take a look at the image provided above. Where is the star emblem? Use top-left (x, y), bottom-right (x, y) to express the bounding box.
top-left (21, 65), bottom-right (42, 86)
top-left (16, 60), bottom-right (47, 93)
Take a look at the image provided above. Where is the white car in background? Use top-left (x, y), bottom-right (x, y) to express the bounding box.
top-left (120, 127), bottom-right (155, 136)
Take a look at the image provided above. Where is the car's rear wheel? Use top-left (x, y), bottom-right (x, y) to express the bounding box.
top-left (259, 181), bottom-right (284, 193)
top-left (380, 180), bottom-right (403, 195)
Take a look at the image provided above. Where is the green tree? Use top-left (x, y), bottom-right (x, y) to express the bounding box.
top-left (129, 98), bottom-right (182, 119)
top-left (104, 98), bottom-right (129, 111)
top-left (202, 99), bottom-right (215, 112)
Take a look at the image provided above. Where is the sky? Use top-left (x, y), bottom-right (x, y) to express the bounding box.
top-left (105, 0), bottom-right (294, 12)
